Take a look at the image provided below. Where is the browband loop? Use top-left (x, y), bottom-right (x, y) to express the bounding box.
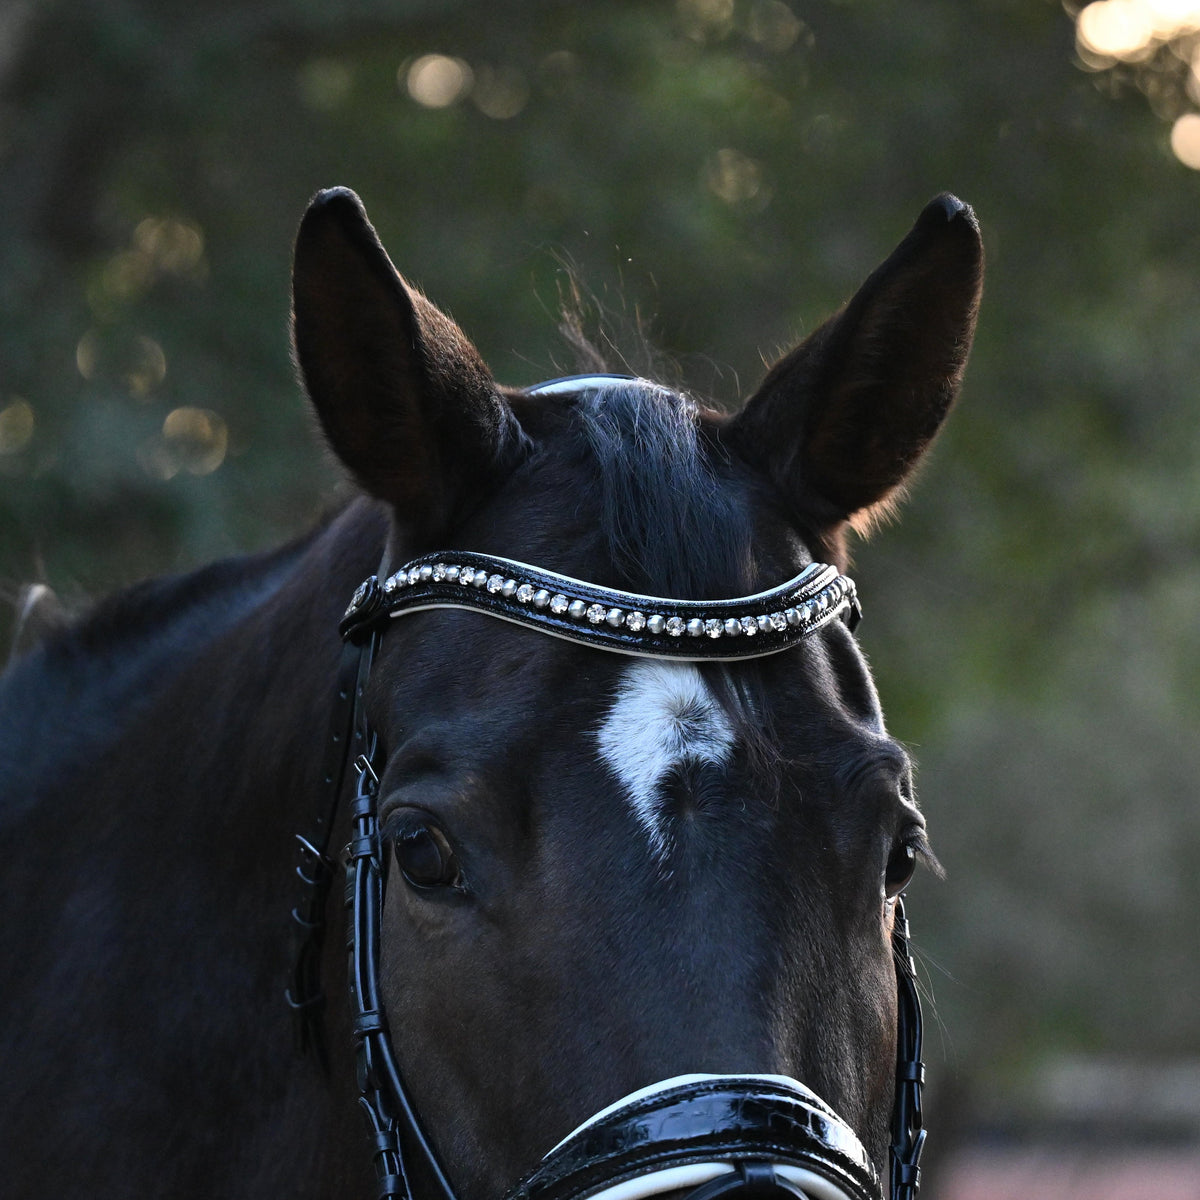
top-left (340, 551), bottom-right (861, 658)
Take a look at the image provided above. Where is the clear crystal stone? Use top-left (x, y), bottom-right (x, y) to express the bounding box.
top-left (486, 574), bottom-right (504, 593)
top-left (666, 616), bottom-right (685, 637)
top-left (459, 567), bottom-right (475, 586)
top-left (740, 616), bottom-right (758, 636)
top-left (770, 611), bottom-right (788, 631)
top-left (432, 563), bottom-right (447, 581)
top-left (516, 584), bottom-right (535, 603)
top-left (625, 611), bottom-right (646, 631)
top-left (550, 594), bottom-right (569, 614)
top-left (587, 603), bottom-right (606, 624)
top-left (705, 619), bottom-right (723, 638)
top-left (408, 568), bottom-right (421, 585)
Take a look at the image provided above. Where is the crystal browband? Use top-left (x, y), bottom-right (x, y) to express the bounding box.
top-left (340, 551), bottom-right (861, 659)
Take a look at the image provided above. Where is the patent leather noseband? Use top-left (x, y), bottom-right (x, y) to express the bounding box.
top-left (288, 378), bottom-right (926, 1200)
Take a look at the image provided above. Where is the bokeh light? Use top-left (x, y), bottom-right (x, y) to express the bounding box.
top-left (1078, 0), bottom-right (1158, 60)
top-left (702, 147), bottom-right (772, 210)
top-left (1074, 0), bottom-right (1200, 165)
top-left (745, 0), bottom-right (806, 52)
top-left (0, 399), bottom-right (34, 455)
top-left (76, 329), bottom-right (167, 398)
top-left (677, 0), bottom-right (735, 41)
top-left (472, 66), bottom-right (529, 119)
top-left (139, 407), bottom-right (228, 480)
top-left (404, 54), bottom-right (473, 108)
top-left (1170, 110), bottom-right (1200, 164)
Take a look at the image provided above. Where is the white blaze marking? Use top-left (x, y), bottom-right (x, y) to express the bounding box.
top-left (596, 660), bottom-right (735, 856)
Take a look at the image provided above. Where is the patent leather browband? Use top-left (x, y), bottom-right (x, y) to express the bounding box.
top-left (340, 553), bottom-right (861, 658)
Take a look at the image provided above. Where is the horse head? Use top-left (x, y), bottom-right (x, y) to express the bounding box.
top-left (291, 187), bottom-right (982, 1200)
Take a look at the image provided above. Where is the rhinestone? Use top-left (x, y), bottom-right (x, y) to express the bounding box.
top-left (419, 565), bottom-right (434, 582)
top-left (534, 589), bottom-right (551, 609)
top-left (550, 594), bottom-right (569, 614)
top-left (445, 566), bottom-right (460, 582)
top-left (486, 574), bottom-right (504, 593)
top-left (646, 614), bottom-right (666, 635)
top-left (516, 584), bottom-right (535, 604)
top-left (432, 563), bottom-right (447, 581)
top-left (724, 618), bottom-right (742, 636)
top-left (501, 578), bottom-right (518, 598)
top-left (382, 575), bottom-right (399, 594)
top-left (666, 616), bottom-right (686, 637)
top-left (740, 616), bottom-right (758, 636)
top-left (625, 611), bottom-right (646, 631)
top-left (471, 570), bottom-right (488, 589)
top-left (606, 608), bottom-right (624, 627)
top-left (686, 618), bottom-right (705, 637)
top-left (757, 614), bottom-right (773, 633)
top-left (568, 600), bottom-right (588, 620)
top-left (350, 581), bottom-right (369, 608)
top-left (408, 567), bottom-right (421, 586)
top-left (705, 619), bottom-right (723, 638)
top-left (770, 611), bottom-right (788, 632)
top-left (587, 603), bottom-right (606, 624)
top-left (459, 567), bottom-right (475, 586)
top-left (785, 607), bottom-right (801, 627)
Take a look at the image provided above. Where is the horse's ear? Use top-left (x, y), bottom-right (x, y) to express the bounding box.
top-left (292, 187), bottom-right (525, 537)
top-left (726, 193), bottom-right (983, 533)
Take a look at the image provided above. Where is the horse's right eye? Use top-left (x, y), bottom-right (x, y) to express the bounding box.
top-left (389, 816), bottom-right (463, 891)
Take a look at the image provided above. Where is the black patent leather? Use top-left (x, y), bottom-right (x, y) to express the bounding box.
top-left (506, 1078), bottom-right (880, 1200)
top-left (339, 553), bottom-right (860, 657)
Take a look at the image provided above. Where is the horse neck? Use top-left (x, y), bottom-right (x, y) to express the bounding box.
top-left (0, 500), bottom-right (386, 1196)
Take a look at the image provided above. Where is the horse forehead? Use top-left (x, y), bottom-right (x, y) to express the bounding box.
top-left (595, 660), bottom-right (736, 854)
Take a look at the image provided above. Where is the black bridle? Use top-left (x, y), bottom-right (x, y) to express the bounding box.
top-left (288, 531), bottom-right (925, 1200)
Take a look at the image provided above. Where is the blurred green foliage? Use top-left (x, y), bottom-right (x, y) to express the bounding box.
top-left (2, 0), bottom-right (1198, 1175)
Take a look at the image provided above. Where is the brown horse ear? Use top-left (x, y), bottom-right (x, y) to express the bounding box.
top-left (292, 187), bottom-right (526, 538)
top-left (726, 194), bottom-right (983, 533)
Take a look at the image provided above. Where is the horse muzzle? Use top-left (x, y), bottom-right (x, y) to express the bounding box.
top-left (505, 1075), bottom-right (882, 1200)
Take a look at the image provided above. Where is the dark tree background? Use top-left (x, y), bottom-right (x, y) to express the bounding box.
top-left (3, 0), bottom-right (1198, 1190)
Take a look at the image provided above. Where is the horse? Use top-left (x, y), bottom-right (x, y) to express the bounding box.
top-left (0, 187), bottom-right (982, 1200)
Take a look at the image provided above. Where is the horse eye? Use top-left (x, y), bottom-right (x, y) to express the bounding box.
top-left (390, 817), bottom-right (462, 891)
top-left (884, 841), bottom-right (917, 900)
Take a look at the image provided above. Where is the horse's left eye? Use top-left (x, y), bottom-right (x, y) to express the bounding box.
top-left (884, 841), bottom-right (917, 900)
top-left (388, 816), bottom-right (463, 891)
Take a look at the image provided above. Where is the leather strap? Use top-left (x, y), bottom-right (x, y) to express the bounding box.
top-left (340, 553), bottom-right (861, 658)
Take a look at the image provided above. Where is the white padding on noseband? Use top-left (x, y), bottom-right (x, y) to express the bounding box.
top-left (579, 1162), bottom-right (856, 1200)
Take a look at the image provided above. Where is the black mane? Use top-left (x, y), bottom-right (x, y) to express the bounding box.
top-left (0, 533), bottom-right (315, 825)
